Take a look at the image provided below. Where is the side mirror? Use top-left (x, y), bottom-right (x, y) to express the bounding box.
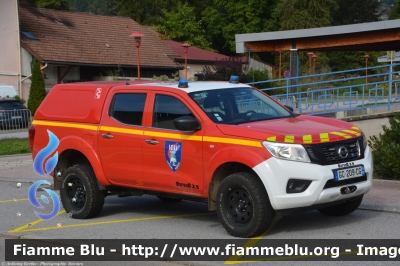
top-left (173, 116), bottom-right (201, 131)
top-left (284, 105), bottom-right (294, 112)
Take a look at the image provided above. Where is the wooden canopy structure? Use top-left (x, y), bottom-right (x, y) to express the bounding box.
top-left (236, 19), bottom-right (400, 53)
top-left (236, 19), bottom-right (400, 83)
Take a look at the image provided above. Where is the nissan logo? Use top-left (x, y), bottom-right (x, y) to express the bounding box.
top-left (337, 146), bottom-right (348, 158)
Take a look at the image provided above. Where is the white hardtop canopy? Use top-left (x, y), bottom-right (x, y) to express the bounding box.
top-left (133, 81), bottom-right (252, 93)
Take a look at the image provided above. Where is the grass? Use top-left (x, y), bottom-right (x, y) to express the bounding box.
top-left (0, 138), bottom-right (31, 156)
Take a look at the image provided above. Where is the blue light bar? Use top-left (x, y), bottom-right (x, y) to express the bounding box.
top-left (229, 75), bottom-right (239, 84)
top-left (178, 79), bottom-right (189, 88)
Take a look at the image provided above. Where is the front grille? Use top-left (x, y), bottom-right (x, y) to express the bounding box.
top-left (321, 141), bottom-right (360, 164)
top-left (303, 137), bottom-right (364, 165)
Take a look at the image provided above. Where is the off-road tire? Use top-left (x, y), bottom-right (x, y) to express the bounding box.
top-left (60, 164), bottom-right (104, 219)
top-left (217, 172), bottom-right (275, 238)
top-left (318, 195), bottom-right (363, 216)
top-left (157, 196), bottom-right (182, 203)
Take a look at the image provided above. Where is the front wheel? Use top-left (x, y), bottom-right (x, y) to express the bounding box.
top-left (60, 164), bottom-right (104, 219)
top-left (217, 172), bottom-right (275, 238)
top-left (318, 195), bottom-right (363, 216)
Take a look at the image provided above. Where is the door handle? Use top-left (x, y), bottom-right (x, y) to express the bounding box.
top-left (102, 133), bottom-right (113, 139)
top-left (145, 140), bottom-right (159, 145)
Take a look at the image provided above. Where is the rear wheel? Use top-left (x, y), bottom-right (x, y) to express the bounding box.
top-left (318, 196), bottom-right (363, 216)
top-left (60, 164), bottom-right (104, 219)
top-left (217, 172), bottom-right (275, 238)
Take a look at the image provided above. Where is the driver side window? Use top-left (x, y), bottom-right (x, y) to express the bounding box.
top-left (152, 95), bottom-right (194, 130)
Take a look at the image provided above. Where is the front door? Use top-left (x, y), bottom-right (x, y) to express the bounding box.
top-left (142, 92), bottom-right (204, 195)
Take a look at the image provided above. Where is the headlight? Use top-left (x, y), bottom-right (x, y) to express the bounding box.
top-left (361, 132), bottom-right (368, 150)
top-left (263, 141), bottom-right (310, 163)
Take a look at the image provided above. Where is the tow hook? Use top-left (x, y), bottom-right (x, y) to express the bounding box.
top-left (340, 185), bottom-right (357, 195)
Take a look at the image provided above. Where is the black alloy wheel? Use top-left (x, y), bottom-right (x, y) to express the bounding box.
top-left (225, 187), bottom-right (253, 224)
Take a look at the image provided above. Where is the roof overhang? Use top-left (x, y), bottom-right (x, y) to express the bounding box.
top-left (236, 19), bottom-right (400, 53)
top-left (40, 60), bottom-right (184, 70)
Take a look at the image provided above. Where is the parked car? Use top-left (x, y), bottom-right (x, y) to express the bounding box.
top-left (0, 85), bottom-right (18, 98)
top-left (0, 99), bottom-right (31, 129)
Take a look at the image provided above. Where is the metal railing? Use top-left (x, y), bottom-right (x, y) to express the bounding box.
top-left (248, 63), bottom-right (400, 115)
top-left (0, 109), bottom-right (32, 132)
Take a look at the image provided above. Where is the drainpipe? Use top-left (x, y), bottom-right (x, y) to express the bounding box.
top-left (21, 63), bottom-right (48, 82)
top-left (16, 0), bottom-right (22, 98)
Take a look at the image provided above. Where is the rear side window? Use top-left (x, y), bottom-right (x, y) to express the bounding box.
top-left (152, 95), bottom-right (193, 130)
top-left (109, 93), bottom-right (146, 126)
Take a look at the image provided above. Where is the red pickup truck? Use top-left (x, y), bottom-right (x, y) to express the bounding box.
top-left (29, 78), bottom-right (373, 237)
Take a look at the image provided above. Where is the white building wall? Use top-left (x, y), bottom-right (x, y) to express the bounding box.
top-left (179, 63), bottom-right (209, 80)
top-left (248, 58), bottom-right (273, 79)
top-left (21, 48), bottom-right (33, 79)
top-left (20, 48), bottom-right (34, 100)
top-left (44, 65), bottom-right (80, 92)
top-left (0, 0), bottom-right (21, 96)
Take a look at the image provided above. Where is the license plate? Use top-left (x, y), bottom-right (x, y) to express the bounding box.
top-left (334, 165), bottom-right (365, 181)
top-left (11, 116), bottom-right (22, 119)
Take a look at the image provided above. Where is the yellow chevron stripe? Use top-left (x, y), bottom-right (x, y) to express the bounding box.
top-left (33, 121), bottom-right (361, 147)
top-left (320, 133), bottom-right (330, 142)
top-left (32, 120), bottom-right (98, 131)
top-left (284, 135), bottom-right (294, 143)
top-left (302, 135), bottom-right (312, 144)
top-left (342, 129), bottom-right (361, 136)
top-left (145, 131), bottom-right (202, 141)
top-left (330, 131), bottom-right (352, 139)
top-left (203, 136), bottom-right (262, 147)
top-left (34, 120), bottom-right (260, 147)
top-left (100, 126), bottom-right (143, 136)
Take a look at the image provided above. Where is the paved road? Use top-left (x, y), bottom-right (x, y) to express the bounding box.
top-left (0, 154), bottom-right (399, 266)
top-left (0, 131), bottom-right (28, 140)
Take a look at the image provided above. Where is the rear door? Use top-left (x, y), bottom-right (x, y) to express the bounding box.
top-left (98, 89), bottom-right (148, 186)
top-left (142, 92), bottom-right (204, 195)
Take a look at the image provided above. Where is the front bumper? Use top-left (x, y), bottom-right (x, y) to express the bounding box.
top-left (252, 145), bottom-right (373, 211)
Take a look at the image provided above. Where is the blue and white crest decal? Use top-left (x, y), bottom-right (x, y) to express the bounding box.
top-left (165, 141), bottom-right (182, 172)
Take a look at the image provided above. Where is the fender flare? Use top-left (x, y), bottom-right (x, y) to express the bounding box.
top-left (206, 145), bottom-right (270, 186)
top-left (57, 135), bottom-right (111, 186)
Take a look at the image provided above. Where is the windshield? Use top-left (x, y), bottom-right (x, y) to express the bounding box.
top-left (188, 87), bottom-right (293, 124)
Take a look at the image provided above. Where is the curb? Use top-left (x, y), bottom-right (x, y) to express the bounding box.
top-left (359, 204), bottom-right (400, 214)
top-left (372, 179), bottom-right (400, 184)
top-left (0, 153), bottom-right (32, 158)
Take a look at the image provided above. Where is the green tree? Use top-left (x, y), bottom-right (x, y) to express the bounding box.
top-left (390, 0), bottom-right (400, 19)
top-left (67, 0), bottom-right (116, 15)
top-left (331, 0), bottom-right (381, 25)
top-left (368, 115), bottom-right (400, 180)
top-left (327, 51), bottom-right (381, 73)
top-left (28, 60), bottom-right (47, 116)
top-left (158, 2), bottom-right (212, 50)
top-left (113, 0), bottom-right (179, 25)
top-left (202, 0), bottom-right (278, 54)
top-left (327, 0), bottom-right (383, 73)
top-left (247, 68), bottom-right (270, 89)
top-left (35, 0), bottom-right (69, 10)
top-left (272, 0), bottom-right (338, 30)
